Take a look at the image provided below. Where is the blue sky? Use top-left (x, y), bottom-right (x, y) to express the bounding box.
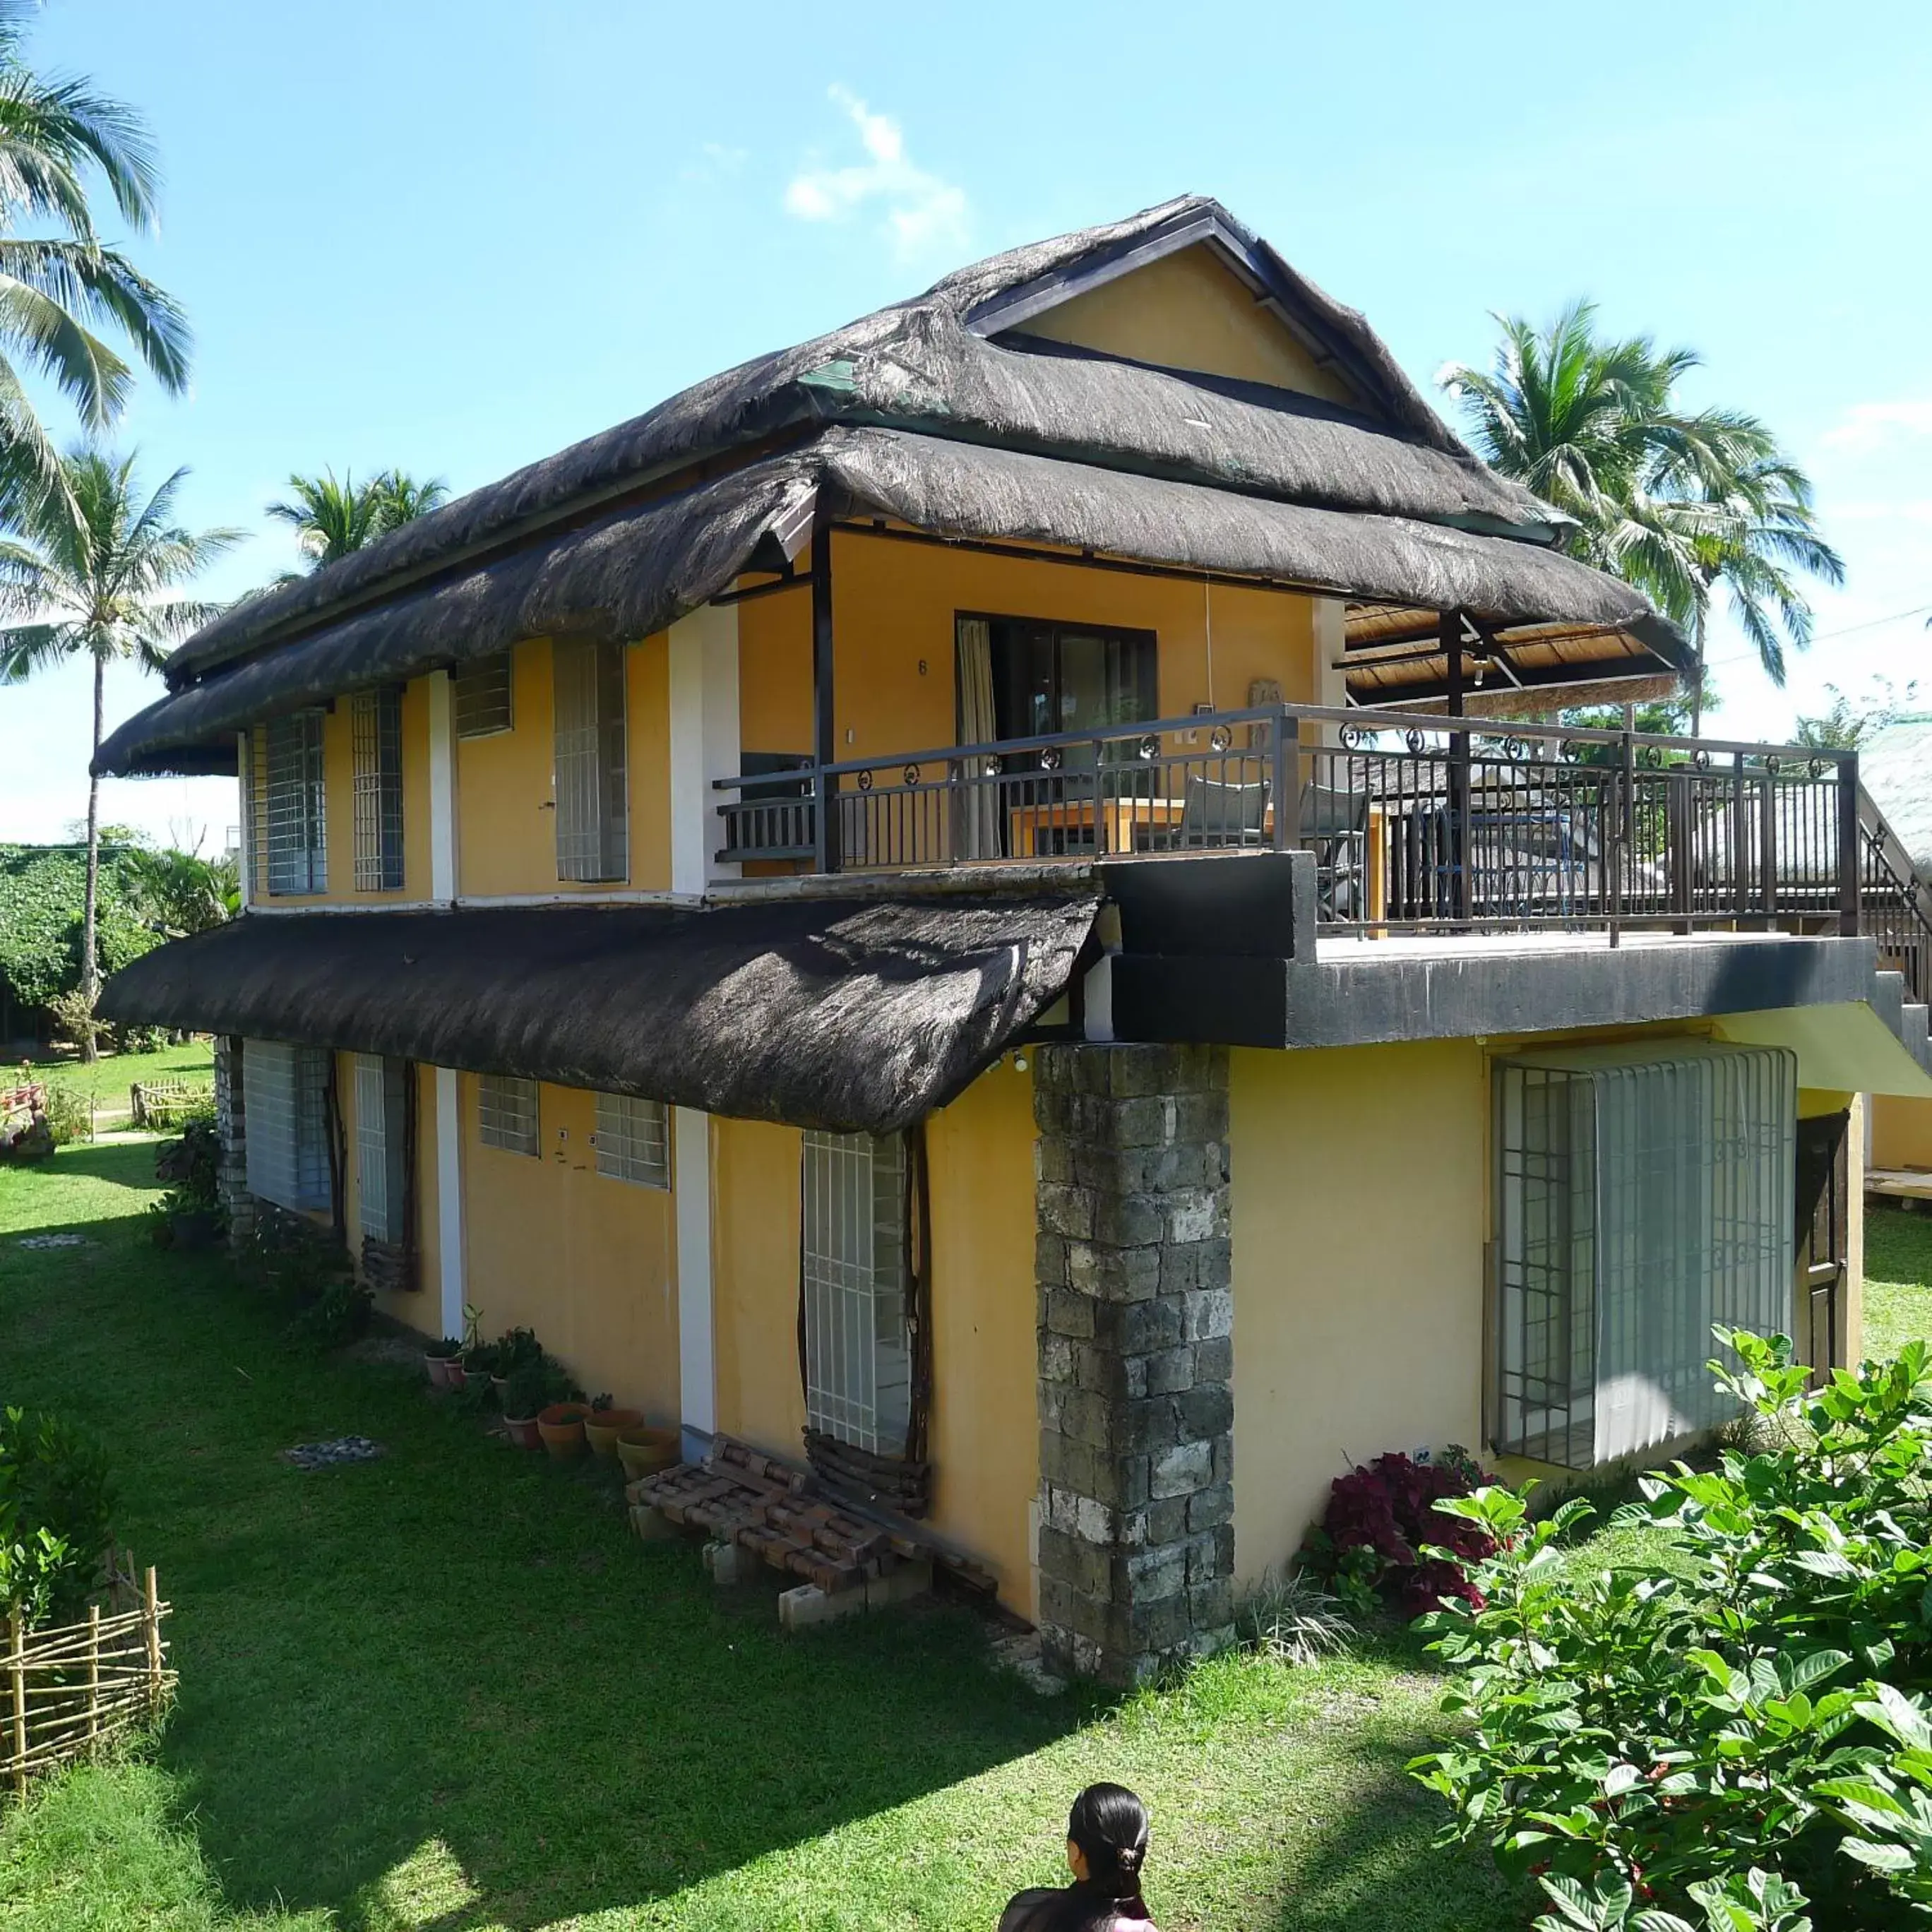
top-left (3, 0), bottom-right (1929, 845)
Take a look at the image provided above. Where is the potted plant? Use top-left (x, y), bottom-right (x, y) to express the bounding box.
top-left (583, 1395), bottom-right (644, 1460)
top-left (424, 1336), bottom-right (465, 1390)
top-left (616, 1424), bottom-right (681, 1483)
top-left (490, 1327), bottom-right (542, 1402)
top-left (499, 1361), bottom-right (547, 1450)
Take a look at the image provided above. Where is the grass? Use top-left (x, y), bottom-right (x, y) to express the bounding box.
top-left (0, 1137), bottom-right (1520, 1932)
top-left (14, 1039), bottom-right (215, 1111)
top-left (1865, 1201), bottom-right (1932, 1363)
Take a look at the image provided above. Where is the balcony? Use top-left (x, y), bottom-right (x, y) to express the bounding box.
top-left (717, 703), bottom-right (1932, 989)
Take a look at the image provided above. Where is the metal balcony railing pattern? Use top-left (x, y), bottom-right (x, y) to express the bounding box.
top-left (713, 703), bottom-right (1932, 967)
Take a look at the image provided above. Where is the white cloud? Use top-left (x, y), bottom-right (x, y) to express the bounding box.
top-left (783, 85), bottom-right (968, 258)
top-left (1821, 400), bottom-right (1932, 452)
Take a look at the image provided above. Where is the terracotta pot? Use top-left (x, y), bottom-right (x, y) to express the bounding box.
top-left (583, 1407), bottom-right (645, 1460)
top-left (537, 1401), bottom-right (590, 1460)
top-left (616, 1425), bottom-right (681, 1483)
top-left (491, 1375), bottom-right (511, 1402)
top-left (501, 1414), bottom-right (542, 1450)
top-left (444, 1362), bottom-right (469, 1393)
top-left (425, 1352), bottom-right (456, 1389)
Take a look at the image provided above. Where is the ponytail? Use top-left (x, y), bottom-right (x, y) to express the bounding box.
top-left (1067, 1782), bottom-right (1150, 1904)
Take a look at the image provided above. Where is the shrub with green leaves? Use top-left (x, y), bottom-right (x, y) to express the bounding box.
top-left (1411, 1330), bottom-right (1932, 1928)
top-left (0, 1406), bottom-right (115, 1626)
top-left (40, 1080), bottom-right (93, 1145)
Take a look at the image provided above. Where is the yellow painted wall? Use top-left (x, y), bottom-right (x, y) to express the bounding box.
top-left (735, 530), bottom-right (1322, 774)
top-left (1022, 242), bottom-right (1363, 408)
top-left (710, 1116), bottom-right (806, 1448)
top-left (1229, 1040), bottom-right (1487, 1587)
top-left (1873, 1095), bottom-right (1932, 1172)
top-left (458, 1075), bottom-right (681, 1422)
top-left (454, 636), bottom-right (672, 898)
top-left (709, 1063), bottom-right (1041, 1614)
top-left (924, 1059), bottom-right (1041, 1615)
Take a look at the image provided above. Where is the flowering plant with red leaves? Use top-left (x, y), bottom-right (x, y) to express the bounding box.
top-left (1299, 1447), bottom-right (1495, 1617)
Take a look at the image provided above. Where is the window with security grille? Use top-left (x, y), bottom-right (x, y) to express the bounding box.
top-left (351, 688), bottom-right (404, 890)
top-left (594, 1092), bottom-right (669, 1188)
top-left (243, 1039), bottom-right (330, 1212)
top-left (801, 1131), bottom-right (912, 1455)
top-left (455, 653), bottom-right (514, 737)
top-left (258, 710), bottom-right (327, 895)
top-left (354, 1054), bottom-right (408, 1241)
top-left (1492, 1042), bottom-right (1796, 1471)
top-left (477, 1074), bottom-right (539, 1155)
top-left (552, 636), bottom-right (628, 881)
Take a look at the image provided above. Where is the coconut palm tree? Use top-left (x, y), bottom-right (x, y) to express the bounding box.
top-left (265, 467), bottom-right (449, 574)
top-left (1442, 302), bottom-right (1842, 729)
top-left (0, 450), bottom-right (242, 1054)
top-left (0, 3), bottom-right (190, 510)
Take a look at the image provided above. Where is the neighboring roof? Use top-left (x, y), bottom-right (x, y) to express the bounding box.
top-left (95, 891), bottom-right (1097, 1135)
top-left (158, 196), bottom-right (1566, 692)
top-left (1859, 715), bottom-right (1932, 871)
top-left (96, 427), bottom-right (1686, 777)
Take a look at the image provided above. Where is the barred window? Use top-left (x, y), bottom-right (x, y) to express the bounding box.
top-left (257, 711), bottom-right (327, 895)
top-left (351, 688), bottom-right (404, 891)
top-left (553, 636), bottom-right (628, 882)
top-left (455, 653), bottom-right (513, 738)
top-left (477, 1074), bottom-right (539, 1155)
top-left (801, 1131), bottom-right (911, 1455)
top-left (1493, 1043), bottom-right (1795, 1472)
top-left (354, 1054), bottom-right (408, 1242)
top-left (593, 1092), bottom-right (669, 1188)
top-left (244, 1039), bottom-right (330, 1212)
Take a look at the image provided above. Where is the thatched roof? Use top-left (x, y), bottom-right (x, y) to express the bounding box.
top-left (95, 891), bottom-right (1097, 1134)
top-left (97, 426), bottom-right (1686, 776)
top-left (1859, 717), bottom-right (1932, 873)
top-left (158, 196), bottom-right (1566, 693)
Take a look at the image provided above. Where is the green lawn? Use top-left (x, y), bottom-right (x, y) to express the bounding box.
top-left (16, 1039), bottom-right (215, 1111)
top-left (0, 1137), bottom-right (1519, 1932)
top-left (1866, 1202), bottom-right (1932, 1363)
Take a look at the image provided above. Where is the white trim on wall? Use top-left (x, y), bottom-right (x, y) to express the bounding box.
top-left (435, 1065), bottom-right (465, 1340)
top-left (1313, 597), bottom-right (1349, 740)
top-left (234, 731), bottom-right (252, 906)
top-left (427, 668), bottom-right (458, 903)
top-left (674, 1105), bottom-right (715, 1458)
top-left (668, 603), bottom-right (741, 895)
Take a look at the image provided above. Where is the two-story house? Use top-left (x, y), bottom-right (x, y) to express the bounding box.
top-left (97, 197), bottom-right (1932, 1683)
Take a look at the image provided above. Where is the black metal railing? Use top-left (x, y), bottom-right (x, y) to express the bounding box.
top-left (715, 703), bottom-right (1887, 941)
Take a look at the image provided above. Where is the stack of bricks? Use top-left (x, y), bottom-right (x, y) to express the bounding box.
top-left (212, 1036), bottom-right (255, 1255)
top-left (1033, 1041), bottom-right (1235, 1686)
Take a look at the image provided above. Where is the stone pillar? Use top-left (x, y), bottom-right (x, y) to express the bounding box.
top-left (213, 1034), bottom-right (255, 1255)
top-left (1033, 1042), bottom-right (1235, 1685)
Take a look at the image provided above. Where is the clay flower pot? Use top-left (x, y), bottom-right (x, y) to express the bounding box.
top-left (583, 1407), bottom-right (645, 1460)
top-left (537, 1401), bottom-right (591, 1460)
top-left (425, 1352), bottom-right (457, 1390)
top-left (616, 1425), bottom-right (680, 1483)
top-left (444, 1361), bottom-right (469, 1393)
top-left (501, 1413), bottom-right (542, 1450)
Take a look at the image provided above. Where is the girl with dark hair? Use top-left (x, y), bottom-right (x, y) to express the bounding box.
top-left (998, 1782), bottom-right (1157, 1932)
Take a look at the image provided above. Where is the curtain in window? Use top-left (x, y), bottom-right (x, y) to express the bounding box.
top-left (554, 638), bottom-right (628, 881)
top-left (954, 617), bottom-right (1002, 861)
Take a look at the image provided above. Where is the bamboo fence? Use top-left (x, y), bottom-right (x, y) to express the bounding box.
top-left (1, 1560), bottom-right (174, 1799)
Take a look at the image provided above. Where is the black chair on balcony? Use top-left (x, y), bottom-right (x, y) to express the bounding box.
top-left (719, 751), bottom-right (815, 863)
top-left (1301, 781), bottom-right (1370, 920)
top-left (1169, 773), bottom-right (1271, 850)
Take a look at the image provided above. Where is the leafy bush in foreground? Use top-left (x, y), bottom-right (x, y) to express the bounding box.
top-left (1412, 1330), bottom-right (1932, 1928)
top-left (0, 1407), bottom-right (114, 1625)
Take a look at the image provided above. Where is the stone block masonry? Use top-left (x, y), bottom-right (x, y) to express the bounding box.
top-left (213, 1035), bottom-right (255, 1256)
top-left (1034, 1042), bottom-right (1235, 1686)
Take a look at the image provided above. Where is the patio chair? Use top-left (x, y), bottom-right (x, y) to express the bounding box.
top-left (1301, 781), bottom-right (1370, 919)
top-left (1171, 773), bottom-right (1271, 849)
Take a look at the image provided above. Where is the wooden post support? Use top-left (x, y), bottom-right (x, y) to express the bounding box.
top-left (810, 516), bottom-right (840, 873)
top-left (143, 1566), bottom-right (162, 1707)
top-left (1838, 750), bottom-right (1862, 937)
top-left (1440, 610), bottom-right (1470, 924)
top-left (87, 1604), bottom-right (101, 1755)
top-left (7, 1610), bottom-right (25, 1798)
